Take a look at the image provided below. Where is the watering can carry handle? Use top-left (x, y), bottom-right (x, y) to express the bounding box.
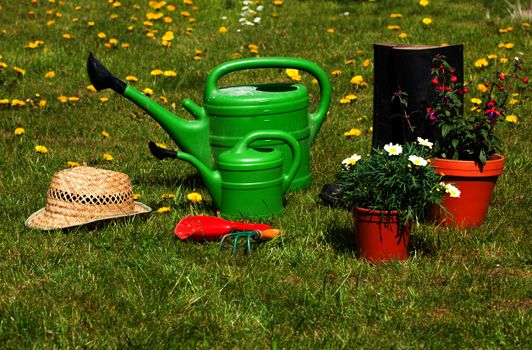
top-left (234, 130), bottom-right (302, 194)
top-left (205, 57), bottom-right (332, 143)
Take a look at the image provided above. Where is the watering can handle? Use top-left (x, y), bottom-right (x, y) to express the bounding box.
top-left (205, 57), bottom-right (332, 144)
top-left (234, 130), bottom-right (301, 194)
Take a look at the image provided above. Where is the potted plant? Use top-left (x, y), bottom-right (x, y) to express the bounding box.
top-left (336, 140), bottom-right (459, 262)
top-left (425, 54), bottom-right (527, 227)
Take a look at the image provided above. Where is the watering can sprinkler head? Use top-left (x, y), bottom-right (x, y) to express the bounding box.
top-left (87, 52), bottom-right (126, 94)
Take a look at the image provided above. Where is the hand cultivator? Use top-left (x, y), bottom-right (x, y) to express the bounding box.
top-left (175, 216), bottom-right (280, 255)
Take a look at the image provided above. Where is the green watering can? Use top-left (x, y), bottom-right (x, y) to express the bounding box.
top-left (151, 130), bottom-right (301, 218)
top-left (87, 53), bottom-right (331, 190)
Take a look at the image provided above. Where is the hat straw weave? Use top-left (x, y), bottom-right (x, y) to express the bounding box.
top-left (25, 166), bottom-right (151, 230)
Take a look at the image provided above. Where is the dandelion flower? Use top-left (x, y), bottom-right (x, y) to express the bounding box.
top-left (150, 69), bottom-right (163, 76)
top-left (344, 128), bottom-right (362, 137)
top-left (384, 143), bottom-right (403, 156)
top-left (399, 32), bottom-right (408, 38)
top-left (331, 70), bottom-right (342, 76)
top-left (86, 84), bottom-right (97, 92)
top-left (474, 58), bottom-right (489, 68)
top-left (219, 26), bottom-right (228, 33)
top-left (35, 145), bottom-right (48, 154)
top-left (161, 193), bottom-right (176, 199)
top-left (0, 99), bottom-right (10, 105)
top-left (97, 32), bottom-right (107, 39)
top-left (327, 28), bottom-right (335, 33)
top-left (13, 67), bottom-right (26, 75)
top-left (390, 13), bottom-right (403, 18)
top-left (157, 206), bottom-right (172, 213)
top-left (422, 18), bottom-right (432, 25)
top-left (477, 83), bottom-right (488, 93)
top-left (44, 71), bottom-right (55, 79)
top-left (345, 94), bottom-right (357, 101)
top-left (103, 153), bottom-right (113, 161)
top-left (350, 75), bottom-right (364, 85)
top-left (505, 115), bottom-right (518, 123)
top-left (133, 193), bottom-right (141, 200)
top-left (285, 69), bottom-right (302, 81)
top-left (14, 127), bottom-right (25, 136)
top-left (363, 59), bottom-right (371, 68)
top-left (67, 161), bottom-right (80, 167)
top-left (470, 98), bottom-right (482, 105)
top-left (419, 0), bottom-right (429, 6)
top-left (68, 97), bottom-right (79, 102)
top-left (187, 192), bottom-right (203, 203)
top-left (163, 70), bottom-right (177, 77)
top-left (387, 25), bottom-right (400, 30)
top-left (162, 31), bottom-right (174, 41)
top-left (143, 88), bottom-right (153, 95)
top-left (126, 75), bottom-right (138, 82)
top-left (38, 100), bottom-right (47, 107)
top-left (11, 99), bottom-right (26, 106)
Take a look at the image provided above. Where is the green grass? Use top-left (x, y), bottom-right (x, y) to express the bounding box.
top-left (1, 0), bottom-right (531, 348)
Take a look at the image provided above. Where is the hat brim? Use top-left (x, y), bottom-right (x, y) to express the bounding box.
top-left (25, 202), bottom-right (152, 231)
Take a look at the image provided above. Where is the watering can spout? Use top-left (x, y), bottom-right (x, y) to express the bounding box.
top-left (149, 141), bottom-right (223, 208)
top-left (86, 53), bottom-right (213, 169)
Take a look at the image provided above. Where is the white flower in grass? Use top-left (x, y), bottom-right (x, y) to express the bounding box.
top-left (443, 183), bottom-right (461, 198)
top-left (408, 155), bottom-right (428, 167)
top-left (417, 137), bottom-right (433, 149)
top-left (342, 153), bottom-right (362, 168)
top-left (384, 143), bottom-right (403, 156)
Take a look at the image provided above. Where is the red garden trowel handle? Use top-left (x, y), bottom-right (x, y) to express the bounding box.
top-left (175, 215), bottom-right (271, 241)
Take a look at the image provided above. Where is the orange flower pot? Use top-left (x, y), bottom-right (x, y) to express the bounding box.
top-left (353, 207), bottom-right (410, 262)
top-left (431, 155), bottom-right (505, 228)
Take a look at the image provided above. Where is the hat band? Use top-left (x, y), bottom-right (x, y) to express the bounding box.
top-left (48, 188), bottom-right (133, 206)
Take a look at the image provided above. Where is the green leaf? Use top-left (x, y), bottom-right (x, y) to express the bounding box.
top-left (479, 150), bottom-right (487, 165)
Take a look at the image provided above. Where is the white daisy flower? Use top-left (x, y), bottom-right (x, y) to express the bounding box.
top-left (408, 155), bottom-right (428, 166)
top-left (384, 143), bottom-right (403, 156)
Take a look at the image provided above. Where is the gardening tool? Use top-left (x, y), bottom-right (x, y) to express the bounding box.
top-left (87, 53), bottom-right (331, 190)
top-left (151, 129), bottom-right (301, 218)
top-left (219, 229), bottom-right (281, 255)
top-left (174, 215), bottom-right (272, 240)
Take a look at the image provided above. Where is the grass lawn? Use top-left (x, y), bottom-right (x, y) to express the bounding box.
top-left (1, 0), bottom-right (531, 348)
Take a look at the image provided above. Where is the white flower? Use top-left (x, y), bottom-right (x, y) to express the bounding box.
top-left (342, 153), bottom-right (362, 168)
top-left (384, 143), bottom-right (403, 156)
top-left (417, 137), bottom-right (433, 149)
top-left (444, 183), bottom-right (461, 198)
top-left (253, 17), bottom-right (261, 24)
top-left (408, 155), bottom-right (428, 166)
top-left (256, 5), bottom-right (264, 11)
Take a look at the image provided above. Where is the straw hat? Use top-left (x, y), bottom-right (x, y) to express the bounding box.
top-left (25, 166), bottom-right (151, 230)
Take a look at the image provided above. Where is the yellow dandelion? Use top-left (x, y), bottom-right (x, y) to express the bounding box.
top-left (477, 83), bottom-right (488, 92)
top-left (125, 75), bottom-right (138, 82)
top-left (11, 99), bottom-right (26, 106)
top-left (500, 57), bottom-right (509, 64)
top-left (35, 145), bottom-right (48, 154)
top-left (87, 84), bottom-right (97, 92)
top-left (387, 25), bottom-right (400, 30)
top-left (62, 33), bottom-right (73, 39)
top-left (470, 98), bottom-right (482, 105)
top-left (67, 161), bottom-right (80, 167)
top-left (164, 70), bottom-right (177, 77)
top-left (422, 17), bottom-right (432, 25)
top-left (0, 99), bottom-right (10, 105)
top-left (273, 0), bottom-right (283, 5)
top-left (487, 54), bottom-right (498, 59)
top-left (474, 58), bottom-right (489, 68)
top-left (350, 75), bottom-right (364, 85)
top-left (100, 97), bottom-right (109, 103)
top-left (345, 94), bottom-right (357, 101)
top-left (331, 70), bottom-right (342, 76)
top-left (133, 193), bottom-right (141, 200)
top-left (58, 96), bottom-right (68, 103)
top-left (157, 206), bottom-right (172, 213)
top-left (38, 100), bottom-right (47, 107)
top-left (399, 32), bottom-right (408, 38)
top-left (161, 193), bottom-right (175, 199)
top-left (121, 43), bottom-right (130, 48)
top-left (340, 98), bottom-right (351, 104)
top-left (103, 153), bottom-right (113, 161)
top-left (504, 43), bottom-right (514, 49)
top-left (44, 71), bottom-right (55, 79)
top-left (162, 31), bottom-right (174, 41)
top-left (344, 128), bottom-right (362, 137)
top-left (109, 38), bottom-right (118, 45)
top-left (14, 127), bottom-right (25, 136)
top-left (97, 32), bottom-right (107, 39)
top-left (505, 115), bottom-right (518, 123)
top-left (143, 88), bottom-right (153, 95)
top-left (151, 69), bottom-right (164, 76)
top-left (88, 21), bottom-right (95, 27)
top-left (13, 67), bottom-right (26, 75)
top-left (219, 26), bottom-right (228, 33)
top-left (363, 59), bottom-right (371, 68)
top-left (327, 28), bottom-right (335, 33)
top-left (419, 0), bottom-right (429, 6)
top-left (68, 96), bottom-right (79, 102)
top-left (101, 130), bottom-right (110, 138)
top-left (187, 192), bottom-right (202, 203)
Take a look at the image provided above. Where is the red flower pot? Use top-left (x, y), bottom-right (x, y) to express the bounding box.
top-left (353, 207), bottom-right (411, 262)
top-left (431, 155), bottom-right (505, 228)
